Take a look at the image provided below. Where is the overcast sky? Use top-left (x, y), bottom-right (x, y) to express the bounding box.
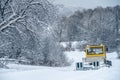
top-left (53, 0), bottom-right (120, 9)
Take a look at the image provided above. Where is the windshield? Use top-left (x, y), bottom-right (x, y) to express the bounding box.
top-left (88, 48), bottom-right (103, 54)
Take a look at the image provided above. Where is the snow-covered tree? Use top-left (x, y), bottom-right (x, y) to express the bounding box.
top-left (56, 5), bottom-right (120, 53)
top-left (0, 0), bottom-right (69, 66)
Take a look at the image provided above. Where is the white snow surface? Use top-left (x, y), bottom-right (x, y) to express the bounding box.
top-left (0, 51), bottom-right (120, 80)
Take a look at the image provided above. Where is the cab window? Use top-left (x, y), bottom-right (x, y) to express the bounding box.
top-left (88, 48), bottom-right (103, 54)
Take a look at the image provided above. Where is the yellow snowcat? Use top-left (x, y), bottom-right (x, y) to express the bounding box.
top-left (76, 44), bottom-right (112, 70)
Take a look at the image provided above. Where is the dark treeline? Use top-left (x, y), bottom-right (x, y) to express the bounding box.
top-left (57, 5), bottom-right (120, 51)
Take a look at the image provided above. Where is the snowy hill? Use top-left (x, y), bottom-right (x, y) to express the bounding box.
top-left (0, 51), bottom-right (120, 80)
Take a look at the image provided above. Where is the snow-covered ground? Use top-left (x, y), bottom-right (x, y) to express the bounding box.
top-left (0, 51), bottom-right (120, 80)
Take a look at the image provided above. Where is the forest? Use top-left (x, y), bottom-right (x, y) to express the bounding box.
top-left (0, 0), bottom-right (120, 66)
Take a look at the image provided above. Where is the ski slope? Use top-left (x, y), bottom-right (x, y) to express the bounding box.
top-left (0, 51), bottom-right (120, 80)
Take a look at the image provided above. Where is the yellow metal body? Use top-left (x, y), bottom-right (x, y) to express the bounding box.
top-left (86, 44), bottom-right (106, 58)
